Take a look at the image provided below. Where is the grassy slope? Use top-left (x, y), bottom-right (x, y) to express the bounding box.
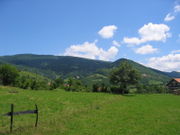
top-left (0, 87), bottom-right (180, 135)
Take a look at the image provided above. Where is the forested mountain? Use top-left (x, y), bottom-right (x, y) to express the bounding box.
top-left (112, 59), bottom-right (171, 84)
top-left (0, 54), bottom-right (179, 85)
top-left (151, 69), bottom-right (180, 78)
top-left (0, 54), bottom-right (110, 78)
top-left (165, 71), bottom-right (180, 78)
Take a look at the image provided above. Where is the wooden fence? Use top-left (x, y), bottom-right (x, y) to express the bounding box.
top-left (2, 104), bottom-right (38, 133)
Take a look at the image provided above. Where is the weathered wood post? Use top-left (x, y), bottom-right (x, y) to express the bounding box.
top-left (10, 104), bottom-right (14, 133)
top-left (35, 104), bottom-right (38, 127)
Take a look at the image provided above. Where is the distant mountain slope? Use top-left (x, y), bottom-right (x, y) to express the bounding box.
top-left (0, 54), bottom-right (110, 78)
top-left (150, 68), bottom-right (180, 78)
top-left (165, 71), bottom-right (180, 78)
top-left (112, 59), bottom-right (171, 84)
top-left (0, 54), bottom-right (178, 85)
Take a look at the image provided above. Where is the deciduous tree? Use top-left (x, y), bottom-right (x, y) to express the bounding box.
top-left (0, 64), bottom-right (19, 86)
top-left (110, 62), bottom-right (140, 94)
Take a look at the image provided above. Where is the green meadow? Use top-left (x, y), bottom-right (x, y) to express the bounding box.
top-left (0, 86), bottom-right (180, 135)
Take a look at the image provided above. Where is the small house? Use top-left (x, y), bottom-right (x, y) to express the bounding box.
top-left (167, 78), bottom-right (180, 94)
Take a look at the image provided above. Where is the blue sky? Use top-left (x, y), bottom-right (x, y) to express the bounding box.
top-left (0, 0), bottom-right (180, 71)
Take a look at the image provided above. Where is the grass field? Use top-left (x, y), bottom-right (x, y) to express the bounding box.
top-left (0, 86), bottom-right (180, 135)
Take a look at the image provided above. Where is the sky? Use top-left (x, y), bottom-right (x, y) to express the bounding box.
top-left (0, 0), bottom-right (180, 72)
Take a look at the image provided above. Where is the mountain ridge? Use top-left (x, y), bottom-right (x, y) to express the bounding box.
top-left (0, 54), bottom-right (179, 85)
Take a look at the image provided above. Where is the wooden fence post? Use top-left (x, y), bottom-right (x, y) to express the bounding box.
top-left (35, 104), bottom-right (38, 127)
top-left (2, 103), bottom-right (39, 132)
top-left (10, 104), bottom-right (14, 133)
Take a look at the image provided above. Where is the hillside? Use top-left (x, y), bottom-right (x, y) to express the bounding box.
top-left (0, 54), bottom-right (110, 79)
top-left (111, 59), bottom-right (171, 84)
top-left (151, 69), bottom-right (180, 78)
top-left (0, 54), bottom-right (179, 85)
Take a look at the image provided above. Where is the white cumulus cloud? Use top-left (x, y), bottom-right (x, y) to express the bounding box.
top-left (123, 23), bottom-right (170, 45)
top-left (64, 41), bottom-right (119, 61)
top-left (164, 13), bottom-right (175, 22)
top-left (99, 46), bottom-right (119, 61)
top-left (135, 45), bottom-right (158, 55)
top-left (98, 25), bottom-right (117, 39)
top-left (146, 51), bottom-right (180, 72)
top-left (123, 37), bottom-right (142, 45)
top-left (112, 40), bottom-right (121, 47)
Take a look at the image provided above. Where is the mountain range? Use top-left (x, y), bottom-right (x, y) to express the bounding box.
top-left (0, 54), bottom-right (179, 86)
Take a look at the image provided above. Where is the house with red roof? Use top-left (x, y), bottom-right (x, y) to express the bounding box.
top-left (167, 78), bottom-right (180, 94)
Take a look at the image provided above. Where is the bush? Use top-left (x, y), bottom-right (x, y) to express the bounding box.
top-left (15, 73), bottom-right (50, 90)
top-left (0, 64), bottom-right (19, 86)
top-left (92, 83), bottom-right (109, 93)
top-left (136, 83), bottom-right (168, 94)
top-left (49, 77), bottom-right (64, 90)
top-left (64, 78), bottom-right (86, 92)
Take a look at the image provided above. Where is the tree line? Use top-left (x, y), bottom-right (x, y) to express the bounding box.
top-left (0, 63), bottom-right (168, 93)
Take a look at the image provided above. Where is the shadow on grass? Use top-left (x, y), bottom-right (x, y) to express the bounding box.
top-left (110, 92), bottom-right (136, 97)
top-left (122, 94), bottom-right (136, 97)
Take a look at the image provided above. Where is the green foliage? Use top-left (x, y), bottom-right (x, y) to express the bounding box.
top-left (110, 61), bottom-right (141, 94)
top-left (135, 83), bottom-right (168, 94)
top-left (0, 63), bottom-right (51, 90)
top-left (15, 71), bottom-right (50, 90)
top-left (0, 54), bottom-right (175, 87)
top-left (0, 64), bottom-right (19, 86)
top-left (144, 84), bottom-right (168, 93)
top-left (64, 78), bottom-right (86, 92)
top-left (49, 77), bottom-right (64, 90)
top-left (112, 59), bottom-right (171, 84)
top-left (84, 73), bottom-right (109, 88)
top-left (0, 54), bottom-right (177, 93)
top-left (92, 83), bottom-right (109, 93)
top-left (0, 54), bottom-right (110, 79)
top-left (110, 85), bottom-right (122, 93)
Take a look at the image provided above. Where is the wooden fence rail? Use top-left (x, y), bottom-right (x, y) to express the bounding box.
top-left (2, 104), bottom-right (38, 133)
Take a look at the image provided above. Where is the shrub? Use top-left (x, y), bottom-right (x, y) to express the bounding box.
top-left (0, 64), bottom-right (19, 86)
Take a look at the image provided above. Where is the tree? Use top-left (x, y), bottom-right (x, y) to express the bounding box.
top-left (50, 77), bottom-right (64, 90)
top-left (0, 64), bottom-right (19, 86)
top-left (54, 77), bottom-right (64, 87)
top-left (92, 83), bottom-right (109, 93)
top-left (110, 61), bottom-right (140, 94)
top-left (64, 78), bottom-right (86, 92)
top-left (92, 83), bottom-right (99, 92)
